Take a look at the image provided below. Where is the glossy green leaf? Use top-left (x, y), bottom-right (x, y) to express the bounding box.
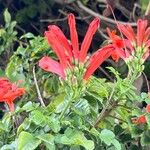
top-left (18, 131), bottom-right (41, 150)
top-left (4, 9), bottom-right (11, 24)
top-left (141, 130), bottom-right (150, 146)
top-left (73, 98), bottom-right (90, 116)
top-left (100, 129), bottom-right (115, 146)
top-left (1, 141), bottom-right (17, 150)
top-left (55, 128), bottom-right (95, 150)
top-left (20, 33), bottom-right (34, 39)
top-left (146, 113), bottom-right (150, 127)
top-left (37, 134), bottom-right (55, 150)
top-left (112, 139), bottom-right (121, 150)
top-left (29, 110), bottom-right (46, 127)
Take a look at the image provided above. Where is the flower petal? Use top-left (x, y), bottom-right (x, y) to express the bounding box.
top-left (84, 45), bottom-right (114, 80)
top-left (143, 27), bottom-right (150, 43)
top-left (3, 88), bottom-right (25, 99)
top-left (118, 24), bottom-right (135, 43)
top-left (137, 19), bottom-right (148, 47)
top-left (3, 88), bottom-right (25, 112)
top-left (0, 78), bottom-right (25, 112)
top-left (48, 25), bottom-right (73, 58)
top-left (68, 14), bottom-right (79, 58)
top-left (45, 31), bottom-right (70, 68)
top-left (137, 115), bottom-right (146, 124)
top-left (111, 51), bottom-right (120, 62)
top-left (39, 56), bottom-right (65, 79)
top-left (7, 101), bottom-right (14, 112)
top-left (107, 28), bottom-right (124, 48)
top-left (146, 104), bottom-right (150, 113)
top-left (80, 17), bottom-right (100, 62)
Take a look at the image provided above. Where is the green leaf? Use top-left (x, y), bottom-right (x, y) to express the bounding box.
top-left (107, 67), bottom-right (120, 80)
top-left (73, 98), bottom-right (90, 116)
top-left (90, 128), bottom-right (100, 137)
top-left (22, 101), bottom-right (39, 112)
top-left (0, 121), bottom-right (7, 131)
top-left (129, 144), bottom-right (139, 150)
top-left (114, 125), bottom-right (124, 135)
top-left (146, 113), bottom-right (150, 127)
top-left (129, 125), bottom-right (143, 137)
top-left (132, 108), bottom-right (143, 116)
top-left (120, 134), bottom-right (132, 143)
top-left (29, 110), bottom-right (46, 127)
top-left (70, 145), bottom-right (81, 150)
top-left (99, 129), bottom-right (115, 146)
top-left (37, 134), bottom-right (55, 150)
top-left (141, 130), bottom-right (150, 146)
top-left (48, 116), bottom-right (60, 133)
top-left (1, 141), bottom-right (17, 150)
top-left (112, 139), bottom-right (121, 150)
top-left (140, 0), bottom-right (149, 11)
top-left (47, 93), bottom-right (65, 112)
top-left (4, 9), bottom-right (11, 24)
top-left (20, 33), bottom-right (34, 39)
top-left (17, 118), bottom-right (31, 135)
top-left (2, 113), bottom-right (11, 131)
top-left (0, 68), bottom-right (5, 77)
top-left (141, 92), bottom-right (148, 99)
top-left (18, 131), bottom-right (41, 150)
top-left (55, 128), bottom-right (95, 150)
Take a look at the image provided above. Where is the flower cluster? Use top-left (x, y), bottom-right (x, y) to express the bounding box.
top-left (107, 19), bottom-right (150, 62)
top-left (132, 104), bottom-right (150, 124)
top-left (0, 78), bottom-right (25, 112)
top-left (39, 14), bottom-right (114, 86)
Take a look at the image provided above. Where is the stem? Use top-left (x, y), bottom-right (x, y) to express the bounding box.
top-left (93, 87), bottom-right (116, 128)
top-left (145, 1), bottom-right (150, 16)
top-left (143, 72), bottom-right (150, 92)
top-left (108, 115), bottom-right (127, 123)
top-left (33, 66), bottom-right (45, 107)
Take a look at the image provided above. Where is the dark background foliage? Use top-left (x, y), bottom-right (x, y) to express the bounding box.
top-left (1, 0), bottom-right (149, 87)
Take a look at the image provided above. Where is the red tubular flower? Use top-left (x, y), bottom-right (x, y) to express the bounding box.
top-left (146, 104), bottom-right (150, 113)
top-left (39, 56), bottom-right (65, 79)
top-left (39, 13), bottom-right (115, 81)
top-left (137, 19), bottom-right (148, 47)
top-left (106, 28), bottom-right (129, 61)
top-left (68, 14), bottom-right (79, 58)
top-left (107, 19), bottom-right (150, 62)
top-left (79, 17), bottom-right (100, 62)
top-left (131, 115), bottom-right (147, 124)
top-left (137, 115), bottom-right (147, 124)
top-left (84, 45), bottom-right (114, 80)
top-left (118, 24), bottom-right (135, 44)
top-left (45, 29), bottom-right (71, 69)
top-left (0, 78), bottom-right (25, 112)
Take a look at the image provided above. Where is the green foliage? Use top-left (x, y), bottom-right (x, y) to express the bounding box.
top-left (15, 0), bottom-right (54, 23)
top-left (100, 129), bottom-right (121, 150)
top-left (55, 128), bottom-right (95, 150)
top-left (140, 0), bottom-right (149, 12)
top-left (5, 34), bottom-right (50, 84)
top-left (0, 9), bottom-right (17, 55)
top-left (18, 131), bottom-right (41, 150)
top-left (37, 134), bottom-right (55, 150)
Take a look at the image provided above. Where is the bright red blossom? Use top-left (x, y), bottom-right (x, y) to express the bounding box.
top-left (107, 19), bottom-right (150, 61)
top-left (131, 104), bottom-right (150, 125)
top-left (137, 115), bottom-right (147, 124)
top-left (132, 115), bottom-right (147, 124)
top-left (146, 104), bottom-right (150, 113)
top-left (0, 78), bottom-right (25, 112)
top-left (39, 14), bottom-right (114, 80)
